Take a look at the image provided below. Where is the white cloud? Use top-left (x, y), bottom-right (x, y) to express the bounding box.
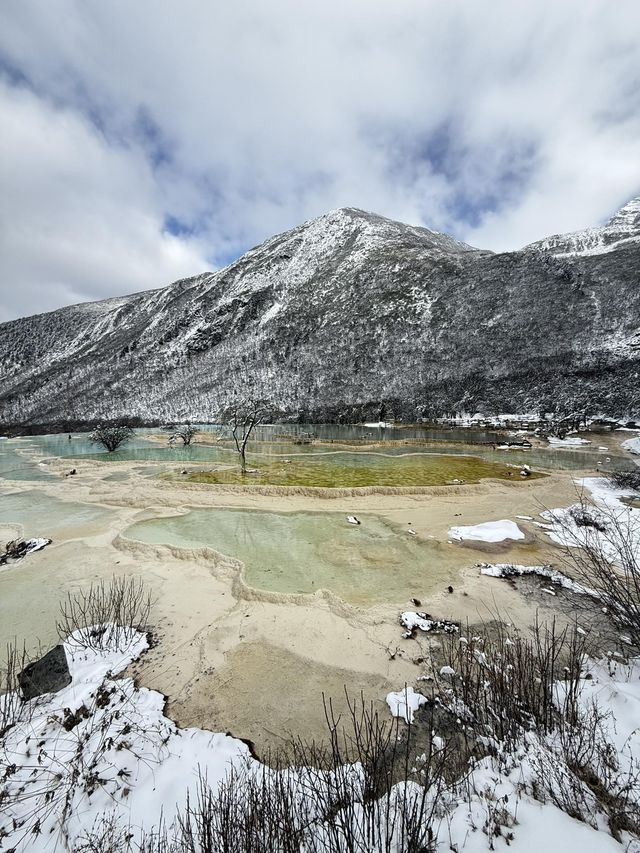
top-left (0, 82), bottom-right (209, 321)
top-left (0, 0), bottom-right (639, 319)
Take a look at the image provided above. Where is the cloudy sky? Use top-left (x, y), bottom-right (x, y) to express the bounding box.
top-left (1, 1), bottom-right (639, 322)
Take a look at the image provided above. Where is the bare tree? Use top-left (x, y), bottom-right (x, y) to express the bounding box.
top-left (90, 424), bottom-right (134, 452)
top-left (171, 423), bottom-right (198, 446)
top-left (57, 577), bottom-right (152, 651)
top-left (609, 470), bottom-right (640, 492)
top-left (225, 399), bottom-right (265, 474)
top-left (554, 495), bottom-right (640, 649)
top-left (0, 642), bottom-right (33, 738)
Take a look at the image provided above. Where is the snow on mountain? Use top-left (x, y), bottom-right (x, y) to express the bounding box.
top-left (524, 196), bottom-right (640, 257)
top-left (0, 202), bottom-right (639, 425)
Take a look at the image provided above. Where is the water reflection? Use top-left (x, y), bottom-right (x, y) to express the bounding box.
top-left (0, 425), bottom-right (630, 480)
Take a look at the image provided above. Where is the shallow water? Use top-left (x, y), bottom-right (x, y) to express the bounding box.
top-left (125, 508), bottom-right (460, 604)
top-left (0, 440), bottom-right (55, 481)
top-left (24, 432), bottom-right (231, 464)
top-left (185, 452), bottom-right (535, 488)
top-left (0, 490), bottom-right (114, 539)
top-left (195, 422), bottom-right (505, 444)
top-left (1, 428), bottom-right (629, 490)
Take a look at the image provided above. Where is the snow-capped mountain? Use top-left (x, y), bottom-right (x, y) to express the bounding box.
top-left (525, 196), bottom-right (640, 257)
top-left (1, 201), bottom-right (639, 425)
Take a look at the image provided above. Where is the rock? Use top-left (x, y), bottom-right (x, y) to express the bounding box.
top-left (18, 645), bottom-right (71, 700)
top-left (0, 538), bottom-right (51, 564)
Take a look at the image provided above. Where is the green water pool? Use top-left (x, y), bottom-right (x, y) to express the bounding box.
top-left (124, 507), bottom-right (461, 604)
top-left (0, 490), bottom-right (114, 539)
top-left (183, 451), bottom-right (542, 488)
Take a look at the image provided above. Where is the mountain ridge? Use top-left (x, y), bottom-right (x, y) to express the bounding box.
top-left (1, 199), bottom-right (639, 424)
top-left (524, 196), bottom-right (640, 257)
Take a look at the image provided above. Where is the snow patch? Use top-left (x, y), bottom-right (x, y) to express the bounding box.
top-left (260, 301), bottom-right (282, 325)
top-left (0, 627), bottom-right (251, 851)
top-left (2, 623), bottom-right (640, 850)
top-left (547, 435), bottom-right (591, 446)
top-left (448, 519), bottom-right (525, 543)
top-left (386, 686), bottom-right (427, 723)
top-left (623, 437), bottom-right (640, 455)
top-left (540, 476), bottom-right (640, 566)
top-left (479, 562), bottom-right (597, 596)
top-left (400, 612), bottom-right (459, 637)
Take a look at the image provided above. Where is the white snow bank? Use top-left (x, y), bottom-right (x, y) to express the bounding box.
top-left (3, 623), bottom-right (640, 851)
top-left (547, 435), bottom-right (591, 446)
top-left (448, 519), bottom-right (525, 543)
top-left (400, 611), bottom-right (458, 637)
top-left (386, 686), bottom-right (427, 723)
top-left (0, 537), bottom-right (52, 569)
top-left (479, 562), bottom-right (597, 596)
top-left (0, 626), bottom-right (252, 851)
top-left (389, 654), bottom-right (640, 851)
top-left (623, 436), bottom-right (640, 455)
top-left (540, 476), bottom-right (640, 566)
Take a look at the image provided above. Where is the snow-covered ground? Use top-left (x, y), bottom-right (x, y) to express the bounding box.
top-left (449, 519), bottom-right (525, 543)
top-left (547, 435), bottom-right (591, 446)
top-left (435, 412), bottom-right (540, 428)
top-left (525, 196), bottom-right (640, 257)
top-left (479, 562), bottom-right (597, 596)
top-left (0, 626), bottom-right (253, 851)
top-left (362, 421), bottom-right (395, 428)
top-left (1, 622), bottom-right (639, 850)
top-left (623, 437), bottom-right (640, 455)
top-left (540, 477), bottom-right (640, 566)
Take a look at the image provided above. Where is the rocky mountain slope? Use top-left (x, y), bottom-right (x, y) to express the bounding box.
top-left (0, 201), bottom-right (639, 425)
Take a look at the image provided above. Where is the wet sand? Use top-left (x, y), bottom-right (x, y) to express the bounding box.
top-left (0, 437), bottom-right (635, 755)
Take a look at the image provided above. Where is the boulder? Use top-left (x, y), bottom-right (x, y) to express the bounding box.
top-left (18, 645), bottom-right (71, 700)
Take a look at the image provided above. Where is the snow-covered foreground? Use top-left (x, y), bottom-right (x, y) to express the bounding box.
top-left (2, 623), bottom-right (639, 851)
top-left (0, 627), bottom-right (252, 851)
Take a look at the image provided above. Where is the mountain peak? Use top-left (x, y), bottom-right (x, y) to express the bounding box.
top-left (524, 194), bottom-right (640, 258)
top-left (283, 206), bottom-right (483, 257)
top-left (606, 195), bottom-right (640, 232)
top-left (1, 192), bottom-right (638, 424)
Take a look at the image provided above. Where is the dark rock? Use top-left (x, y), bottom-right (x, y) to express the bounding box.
top-left (18, 645), bottom-right (71, 700)
top-left (0, 538), bottom-right (51, 565)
